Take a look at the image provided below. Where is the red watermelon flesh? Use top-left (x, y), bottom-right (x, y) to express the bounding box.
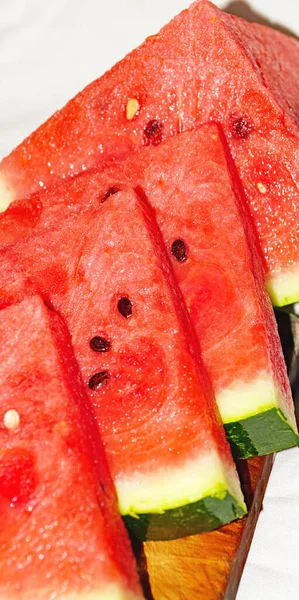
top-left (1, 1), bottom-right (299, 305)
top-left (0, 195), bottom-right (43, 246)
top-left (0, 190), bottom-right (246, 540)
top-left (1, 124), bottom-right (297, 457)
top-left (0, 295), bottom-right (143, 600)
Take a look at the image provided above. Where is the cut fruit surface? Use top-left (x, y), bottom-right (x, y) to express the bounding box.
top-left (0, 295), bottom-right (143, 600)
top-left (1, 1), bottom-right (299, 304)
top-left (0, 190), bottom-right (245, 540)
top-left (2, 124), bottom-right (297, 457)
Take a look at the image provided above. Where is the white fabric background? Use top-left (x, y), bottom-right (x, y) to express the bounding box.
top-left (1, 1), bottom-right (299, 598)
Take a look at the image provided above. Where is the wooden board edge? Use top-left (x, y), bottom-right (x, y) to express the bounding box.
top-left (223, 453), bottom-right (275, 599)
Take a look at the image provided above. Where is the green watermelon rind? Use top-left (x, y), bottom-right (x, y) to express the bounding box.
top-left (216, 373), bottom-right (299, 457)
top-left (266, 270), bottom-right (299, 307)
top-left (225, 408), bottom-right (299, 459)
top-left (123, 492), bottom-right (246, 541)
top-left (115, 449), bottom-right (246, 541)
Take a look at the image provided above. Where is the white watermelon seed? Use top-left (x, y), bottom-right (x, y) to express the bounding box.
top-left (257, 182), bottom-right (267, 194)
top-left (4, 409), bottom-right (20, 430)
top-left (126, 98), bottom-right (140, 120)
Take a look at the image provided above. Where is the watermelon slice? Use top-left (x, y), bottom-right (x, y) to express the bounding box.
top-left (0, 190), bottom-right (246, 540)
top-left (1, 0), bottom-right (299, 306)
top-left (0, 295), bottom-right (143, 600)
top-left (2, 124), bottom-right (298, 457)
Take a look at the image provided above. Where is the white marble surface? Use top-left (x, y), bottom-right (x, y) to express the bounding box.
top-left (1, 0), bottom-right (299, 598)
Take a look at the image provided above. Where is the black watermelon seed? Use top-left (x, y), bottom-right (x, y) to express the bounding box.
top-left (144, 120), bottom-right (163, 146)
top-left (232, 117), bottom-right (253, 139)
top-left (171, 239), bottom-right (187, 262)
top-left (88, 371), bottom-right (110, 390)
top-left (101, 186), bottom-right (120, 203)
top-left (90, 336), bottom-right (111, 353)
top-left (117, 296), bottom-right (133, 318)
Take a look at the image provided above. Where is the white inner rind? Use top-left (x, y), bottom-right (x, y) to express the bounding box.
top-left (0, 174), bottom-right (15, 212)
top-left (216, 372), bottom-right (298, 433)
top-left (266, 269), bottom-right (299, 307)
top-left (116, 449), bottom-right (245, 516)
top-left (217, 375), bottom-right (280, 422)
top-left (1, 584), bottom-right (142, 600)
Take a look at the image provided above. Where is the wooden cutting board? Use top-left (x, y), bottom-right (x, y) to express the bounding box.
top-left (135, 454), bottom-right (274, 600)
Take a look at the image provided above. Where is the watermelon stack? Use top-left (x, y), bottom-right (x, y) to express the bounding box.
top-left (0, 0), bottom-right (299, 596)
top-left (0, 189), bottom-right (246, 541)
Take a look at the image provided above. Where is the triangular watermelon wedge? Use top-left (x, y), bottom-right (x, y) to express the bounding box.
top-left (2, 124), bottom-right (297, 457)
top-left (1, 1), bottom-right (299, 306)
top-left (0, 190), bottom-right (246, 541)
top-left (0, 295), bottom-right (143, 599)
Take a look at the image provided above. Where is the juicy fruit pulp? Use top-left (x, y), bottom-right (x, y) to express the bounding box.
top-left (0, 295), bottom-right (143, 600)
top-left (0, 190), bottom-right (246, 540)
top-left (3, 124), bottom-right (298, 457)
top-left (1, 1), bottom-right (299, 305)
